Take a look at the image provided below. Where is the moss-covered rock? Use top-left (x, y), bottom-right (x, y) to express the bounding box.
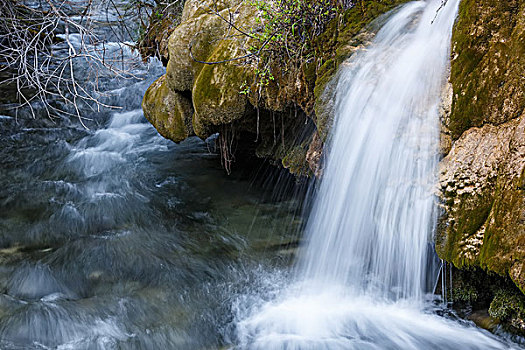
top-left (488, 287), bottom-right (525, 334)
top-left (142, 75), bottom-right (194, 142)
top-left (192, 39), bottom-right (251, 138)
top-left (489, 289), bottom-right (525, 321)
top-left (448, 0), bottom-right (525, 140)
top-left (142, 0), bottom-right (413, 176)
top-left (437, 0), bottom-right (525, 300)
top-left (281, 143), bottom-right (312, 177)
top-left (165, 0), bottom-right (247, 92)
top-left (437, 116), bottom-right (525, 292)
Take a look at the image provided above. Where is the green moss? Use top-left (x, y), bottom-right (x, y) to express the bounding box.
top-left (489, 289), bottom-right (525, 321)
top-left (192, 39), bottom-right (251, 138)
top-left (142, 75), bottom-right (193, 142)
top-left (302, 62), bottom-right (317, 89)
top-left (479, 168), bottom-right (525, 289)
top-left (448, 0), bottom-right (525, 139)
top-left (444, 194), bottom-right (493, 267)
top-left (456, 198), bottom-right (492, 246)
top-left (165, 4), bottom-right (242, 92)
top-left (314, 59), bottom-right (335, 98)
top-left (439, 177), bottom-right (523, 282)
top-left (453, 284), bottom-right (479, 303)
top-left (282, 144), bottom-right (311, 177)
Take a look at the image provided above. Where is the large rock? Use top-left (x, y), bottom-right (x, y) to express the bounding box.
top-left (142, 0), bottom-right (412, 175)
top-left (447, 0), bottom-right (525, 140)
top-left (437, 0), bottom-right (525, 294)
top-left (192, 38), bottom-right (251, 138)
top-left (165, 1), bottom-right (248, 93)
top-left (142, 75), bottom-right (194, 142)
top-left (437, 115), bottom-right (525, 292)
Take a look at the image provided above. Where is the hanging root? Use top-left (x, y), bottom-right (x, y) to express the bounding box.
top-left (217, 124), bottom-right (236, 175)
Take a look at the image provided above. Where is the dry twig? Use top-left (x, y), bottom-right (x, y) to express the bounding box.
top-left (0, 0), bottom-right (153, 124)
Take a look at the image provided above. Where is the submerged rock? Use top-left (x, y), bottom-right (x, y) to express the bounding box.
top-left (468, 310), bottom-right (500, 333)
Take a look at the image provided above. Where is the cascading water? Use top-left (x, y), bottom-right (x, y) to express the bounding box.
top-left (233, 1), bottom-right (519, 348)
top-left (299, 0), bottom-right (449, 300)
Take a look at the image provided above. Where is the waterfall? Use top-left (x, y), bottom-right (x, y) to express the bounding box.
top-left (234, 1), bottom-right (518, 348)
top-left (298, 0), bottom-right (457, 301)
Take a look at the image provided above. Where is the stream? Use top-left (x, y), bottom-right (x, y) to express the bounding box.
top-left (0, 0), bottom-right (524, 349)
top-left (0, 7), bottom-right (304, 348)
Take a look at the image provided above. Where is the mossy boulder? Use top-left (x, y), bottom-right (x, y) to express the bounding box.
top-left (142, 0), bottom-right (418, 176)
top-left (165, 0), bottom-right (247, 92)
top-left (142, 75), bottom-right (194, 142)
top-left (192, 39), bottom-right (251, 139)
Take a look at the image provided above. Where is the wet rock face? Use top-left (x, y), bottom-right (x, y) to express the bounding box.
top-left (437, 116), bottom-right (525, 290)
top-left (163, 0), bottom-right (255, 138)
top-left (437, 0), bottom-right (525, 295)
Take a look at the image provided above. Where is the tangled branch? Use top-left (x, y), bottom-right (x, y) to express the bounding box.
top-left (0, 0), bottom-right (154, 125)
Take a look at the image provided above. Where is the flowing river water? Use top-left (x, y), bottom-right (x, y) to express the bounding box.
top-left (0, 0), bottom-right (524, 349)
top-left (0, 4), bottom-right (305, 348)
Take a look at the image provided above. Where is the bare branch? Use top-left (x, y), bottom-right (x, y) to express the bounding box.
top-left (0, 0), bottom-right (160, 124)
